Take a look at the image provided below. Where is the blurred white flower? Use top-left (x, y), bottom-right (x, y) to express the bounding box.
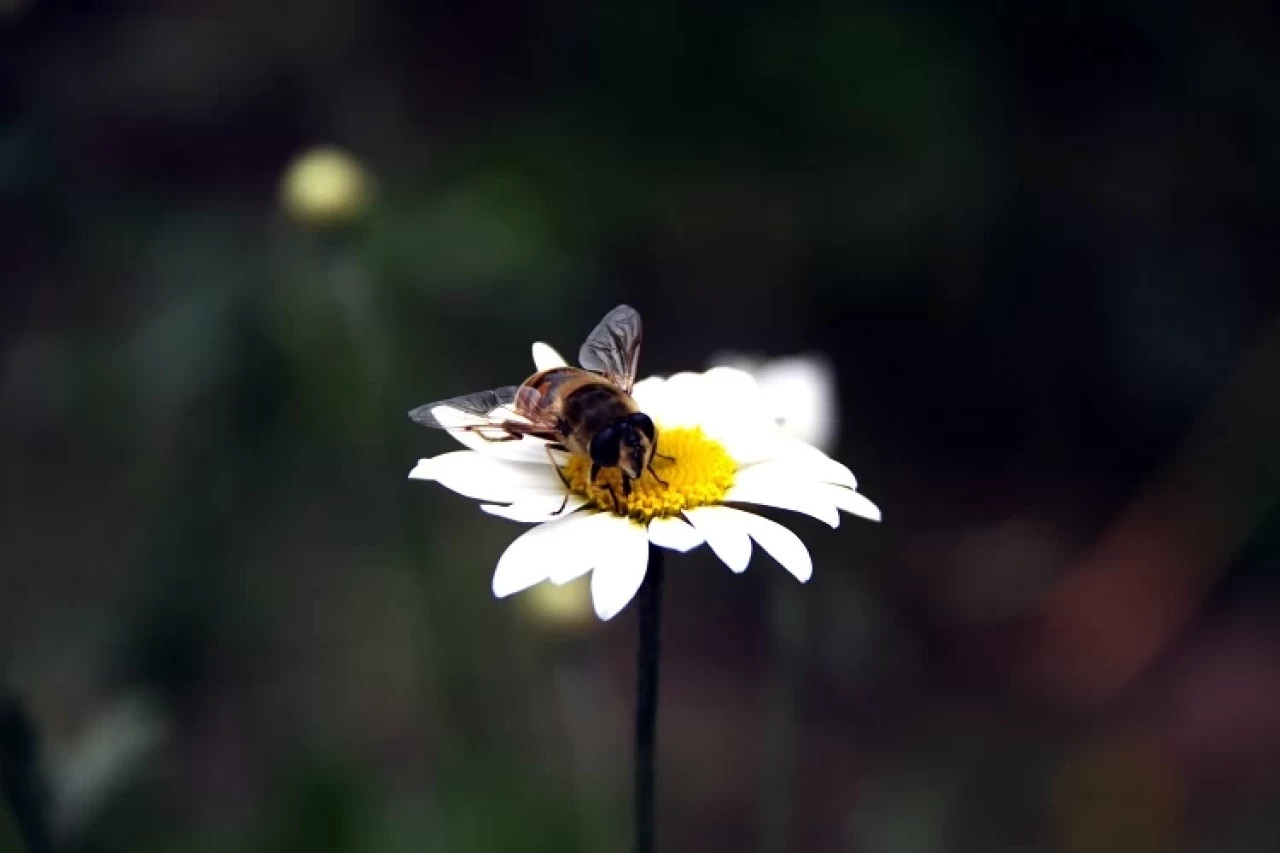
top-left (409, 343), bottom-right (878, 621)
top-left (709, 352), bottom-right (839, 451)
top-left (52, 694), bottom-right (167, 838)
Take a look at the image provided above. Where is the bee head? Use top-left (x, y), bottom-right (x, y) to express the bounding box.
top-left (618, 413), bottom-right (656, 480)
top-left (590, 413), bottom-right (656, 480)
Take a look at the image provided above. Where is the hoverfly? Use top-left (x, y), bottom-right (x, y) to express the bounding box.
top-left (409, 305), bottom-right (670, 511)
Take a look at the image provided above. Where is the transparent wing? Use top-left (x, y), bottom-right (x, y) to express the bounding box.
top-left (577, 304), bottom-right (642, 393)
top-left (408, 386), bottom-right (554, 441)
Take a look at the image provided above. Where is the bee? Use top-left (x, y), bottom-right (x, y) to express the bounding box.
top-left (409, 305), bottom-right (671, 511)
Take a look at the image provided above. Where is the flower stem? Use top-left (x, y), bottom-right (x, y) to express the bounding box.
top-left (633, 545), bottom-right (664, 853)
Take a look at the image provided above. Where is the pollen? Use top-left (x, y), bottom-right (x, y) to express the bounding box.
top-left (564, 426), bottom-right (736, 522)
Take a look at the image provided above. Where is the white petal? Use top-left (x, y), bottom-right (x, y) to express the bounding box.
top-left (409, 452), bottom-right (564, 503)
top-left (755, 355), bottom-right (839, 451)
top-left (428, 407), bottom-right (553, 463)
top-left (813, 483), bottom-right (882, 522)
top-left (531, 342), bottom-right (568, 370)
top-left (684, 371), bottom-right (779, 461)
top-left (718, 506), bottom-right (814, 582)
top-left (748, 440), bottom-right (858, 490)
top-left (647, 515), bottom-right (705, 552)
top-left (706, 350), bottom-right (834, 448)
top-left (590, 521), bottom-right (651, 620)
top-left (550, 513), bottom-right (637, 585)
top-left (647, 370), bottom-right (766, 457)
top-left (492, 513), bottom-right (597, 597)
top-left (481, 495), bottom-right (587, 523)
top-left (630, 376), bottom-right (669, 421)
top-left (702, 365), bottom-right (760, 389)
top-left (700, 368), bottom-right (771, 421)
top-left (652, 372), bottom-right (706, 428)
top-left (723, 479), bottom-right (840, 528)
top-left (684, 505), bottom-right (753, 573)
top-left (714, 424), bottom-right (777, 469)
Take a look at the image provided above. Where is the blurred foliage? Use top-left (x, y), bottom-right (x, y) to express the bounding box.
top-left (3, 0), bottom-right (1280, 851)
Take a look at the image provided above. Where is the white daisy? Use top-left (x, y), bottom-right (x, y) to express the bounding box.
top-left (709, 351), bottom-right (840, 452)
top-left (409, 345), bottom-right (880, 621)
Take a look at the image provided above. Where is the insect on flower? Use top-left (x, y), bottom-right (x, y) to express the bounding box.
top-left (407, 306), bottom-right (880, 620)
top-left (409, 305), bottom-right (665, 512)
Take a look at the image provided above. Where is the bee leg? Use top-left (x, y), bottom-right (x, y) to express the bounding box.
top-left (622, 475), bottom-right (632, 496)
top-left (545, 446), bottom-right (572, 516)
top-left (461, 425), bottom-right (521, 441)
top-left (466, 431), bottom-right (523, 443)
top-left (646, 462), bottom-right (669, 487)
top-left (545, 445), bottom-right (571, 488)
top-left (653, 451), bottom-right (676, 462)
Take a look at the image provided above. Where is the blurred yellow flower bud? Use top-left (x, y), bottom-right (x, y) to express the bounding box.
top-left (280, 146), bottom-right (372, 227)
top-left (520, 578), bottom-right (595, 633)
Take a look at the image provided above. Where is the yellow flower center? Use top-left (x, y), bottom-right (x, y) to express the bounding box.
top-left (564, 426), bottom-right (735, 522)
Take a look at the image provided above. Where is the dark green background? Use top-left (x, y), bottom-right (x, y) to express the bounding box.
top-left (3, 1), bottom-right (1279, 851)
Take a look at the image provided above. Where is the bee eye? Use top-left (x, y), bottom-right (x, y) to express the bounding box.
top-left (590, 426), bottom-right (621, 466)
top-left (630, 413), bottom-right (655, 442)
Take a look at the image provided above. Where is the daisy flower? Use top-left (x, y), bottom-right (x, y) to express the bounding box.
top-left (408, 335), bottom-right (880, 622)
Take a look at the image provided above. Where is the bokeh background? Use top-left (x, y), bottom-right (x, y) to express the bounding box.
top-left (3, 1), bottom-right (1280, 851)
